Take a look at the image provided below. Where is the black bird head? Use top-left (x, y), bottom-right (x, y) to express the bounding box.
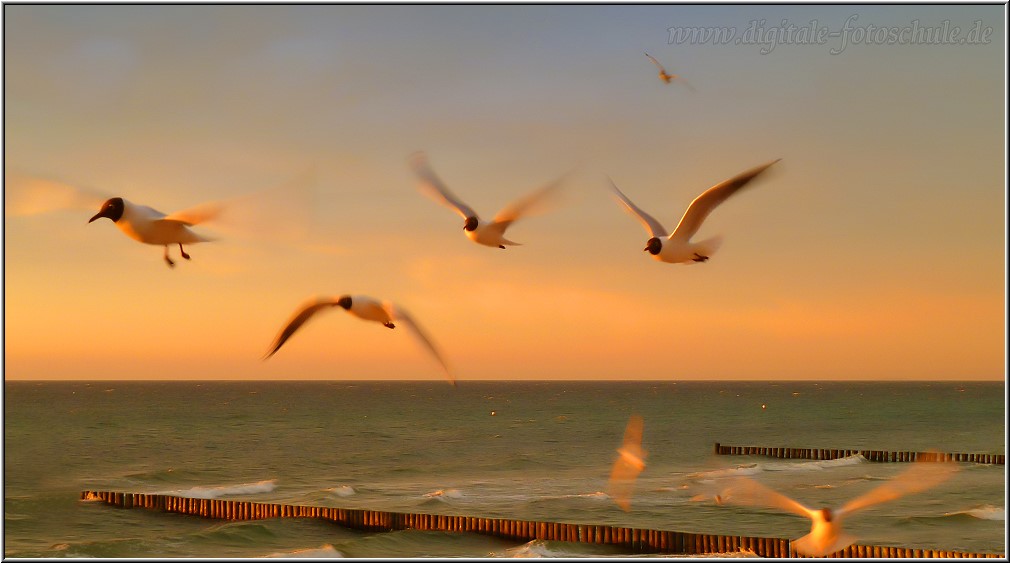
top-left (336, 295), bottom-right (353, 310)
top-left (463, 216), bottom-right (479, 232)
top-left (89, 197), bottom-right (124, 223)
top-left (644, 237), bottom-right (662, 255)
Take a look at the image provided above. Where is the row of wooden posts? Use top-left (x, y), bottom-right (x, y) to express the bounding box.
top-left (713, 443), bottom-right (1005, 464)
top-left (80, 490), bottom-right (1003, 558)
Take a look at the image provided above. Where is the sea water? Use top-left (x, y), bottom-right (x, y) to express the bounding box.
top-left (3, 381), bottom-right (1005, 558)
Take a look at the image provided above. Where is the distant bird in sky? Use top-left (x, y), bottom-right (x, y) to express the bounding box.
top-left (607, 414), bottom-right (647, 512)
top-left (89, 197), bottom-right (222, 267)
top-left (409, 152), bottom-right (564, 249)
top-left (644, 52), bottom-right (695, 91)
top-left (264, 294), bottom-right (455, 387)
top-left (609, 159), bottom-right (780, 265)
top-left (710, 460), bottom-right (958, 557)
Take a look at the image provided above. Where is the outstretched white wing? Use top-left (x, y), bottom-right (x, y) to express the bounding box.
top-left (836, 459), bottom-right (958, 519)
top-left (263, 296), bottom-right (342, 359)
top-left (608, 177), bottom-right (669, 238)
top-left (385, 302), bottom-right (455, 387)
top-left (669, 159), bottom-right (780, 242)
top-left (409, 152), bottom-right (479, 221)
top-left (607, 414), bottom-right (647, 512)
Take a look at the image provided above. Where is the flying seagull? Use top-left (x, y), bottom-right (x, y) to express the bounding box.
top-left (609, 159), bottom-right (780, 264)
top-left (409, 152), bottom-right (564, 249)
top-left (89, 197), bottom-right (222, 267)
top-left (711, 460), bottom-right (958, 557)
top-left (86, 170), bottom-right (315, 267)
top-left (644, 53), bottom-right (694, 90)
top-left (607, 414), bottom-right (647, 512)
top-left (263, 294), bottom-right (455, 387)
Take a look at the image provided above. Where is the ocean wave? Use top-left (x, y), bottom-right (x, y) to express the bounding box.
top-left (262, 544), bottom-right (344, 558)
top-left (423, 488), bottom-right (465, 502)
top-left (945, 506), bottom-right (1005, 521)
top-left (161, 479), bottom-right (277, 499)
top-left (326, 485), bottom-right (357, 498)
top-left (491, 539), bottom-right (760, 558)
top-left (492, 539), bottom-right (612, 558)
top-left (688, 464), bottom-right (762, 481)
top-left (763, 454), bottom-right (866, 472)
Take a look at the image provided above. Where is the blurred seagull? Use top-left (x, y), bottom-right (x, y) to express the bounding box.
top-left (711, 460), bottom-right (958, 557)
top-left (85, 170), bottom-right (315, 268)
top-left (607, 414), bottom-right (647, 511)
top-left (644, 52), bottom-right (694, 90)
top-left (264, 294), bottom-right (455, 387)
top-left (609, 159), bottom-right (780, 264)
top-left (409, 152), bottom-right (564, 249)
top-left (89, 197), bottom-right (222, 267)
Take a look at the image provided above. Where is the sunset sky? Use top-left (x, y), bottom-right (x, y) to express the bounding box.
top-left (3, 4), bottom-right (1005, 382)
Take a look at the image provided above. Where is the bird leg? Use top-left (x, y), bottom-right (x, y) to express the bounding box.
top-left (163, 246), bottom-right (175, 268)
top-left (384, 322), bottom-right (396, 329)
top-left (179, 244), bottom-right (191, 260)
top-left (692, 253), bottom-right (709, 262)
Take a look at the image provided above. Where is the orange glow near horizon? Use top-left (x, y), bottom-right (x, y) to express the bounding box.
top-left (3, 5), bottom-right (1006, 382)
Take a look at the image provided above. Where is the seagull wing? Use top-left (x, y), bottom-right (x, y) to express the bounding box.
top-left (385, 302), bottom-right (455, 387)
top-left (4, 174), bottom-right (110, 216)
top-left (608, 177), bottom-right (668, 238)
top-left (177, 169), bottom-right (317, 242)
top-left (644, 52), bottom-right (667, 74)
top-left (162, 200), bottom-right (227, 226)
top-left (409, 152), bottom-right (479, 220)
top-left (669, 159), bottom-right (780, 241)
top-left (716, 476), bottom-right (817, 520)
top-left (607, 414), bottom-right (647, 511)
top-left (489, 174), bottom-right (566, 233)
top-left (836, 459), bottom-right (958, 519)
top-left (263, 297), bottom-right (342, 359)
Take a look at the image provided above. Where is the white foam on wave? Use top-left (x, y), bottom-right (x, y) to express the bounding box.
top-left (326, 485), bottom-right (356, 498)
top-left (262, 544), bottom-right (344, 558)
top-left (496, 539), bottom-right (587, 558)
top-left (424, 488), bottom-right (464, 500)
top-left (950, 505), bottom-right (1005, 521)
top-left (163, 479), bottom-right (277, 499)
top-left (764, 454), bottom-right (866, 472)
top-left (689, 464), bottom-right (762, 482)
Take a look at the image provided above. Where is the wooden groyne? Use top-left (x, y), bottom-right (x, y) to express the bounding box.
top-left (80, 490), bottom-right (1004, 558)
top-left (714, 443), bottom-right (1005, 464)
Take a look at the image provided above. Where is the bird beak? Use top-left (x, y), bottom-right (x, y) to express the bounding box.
top-left (642, 246), bottom-right (650, 252)
top-left (88, 211), bottom-right (104, 223)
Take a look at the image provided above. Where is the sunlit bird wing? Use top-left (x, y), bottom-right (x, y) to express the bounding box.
top-left (792, 529), bottom-right (858, 558)
top-left (715, 476), bottom-right (816, 520)
top-left (409, 152), bottom-right (479, 220)
top-left (608, 177), bottom-right (668, 238)
top-left (161, 169), bottom-right (316, 243)
top-left (644, 52), bottom-right (667, 74)
top-left (263, 297), bottom-right (341, 359)
top-left (4, 174), bottom-right (110, 216)
top-left (607, 414), bottom-right (647, 512)
top-left (490, 174), bottom-right (566, 232)
top-left (836, 458), bottom-right (959, 519)
top-left (163, 200), bottom-right (227, 226)
top-left (669, 159), bottom-right (780, 242)
top-left (385, 302), bottom-right (456, 387)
